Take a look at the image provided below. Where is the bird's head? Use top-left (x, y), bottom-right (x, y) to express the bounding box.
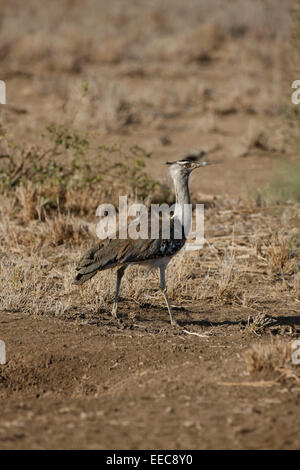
top-left (166, 150), bottom-right (211, 180)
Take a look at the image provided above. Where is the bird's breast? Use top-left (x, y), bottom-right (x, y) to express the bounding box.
top-left (159, 237), bottom-right (185, 256)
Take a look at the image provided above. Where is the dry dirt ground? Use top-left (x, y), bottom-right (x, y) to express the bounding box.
top-left (0, 0), bottom-right (300, 449)
top-left (1, 308), bottom-right (300, 450)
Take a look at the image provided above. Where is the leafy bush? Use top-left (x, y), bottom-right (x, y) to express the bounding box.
top-left (0, 123), bottom-right (170, 220)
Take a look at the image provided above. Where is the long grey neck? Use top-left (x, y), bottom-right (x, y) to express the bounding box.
top-left (172, 172), bottom-right (192, 235)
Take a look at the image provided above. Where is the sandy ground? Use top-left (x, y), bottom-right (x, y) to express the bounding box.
top-left (1, 306), bottom-right (300, 450)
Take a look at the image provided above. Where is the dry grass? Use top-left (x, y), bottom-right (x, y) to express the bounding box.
top-left (265, 233), bottom-right (298, 275)
top-left (245, 338), bottom-right (300, 384)
top-left (0, 189), bottom-right (299, 319)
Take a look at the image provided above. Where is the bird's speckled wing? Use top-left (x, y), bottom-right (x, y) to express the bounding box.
top-left (74, 217), bottom-right (185, 285)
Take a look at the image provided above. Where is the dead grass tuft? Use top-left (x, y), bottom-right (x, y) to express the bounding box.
top-left (266, 233), bottom-right (297, 275)
top-left (40, 215), bottom-right (94, 247)
top-left (214, 250), bottom-right (242, 304)
top-left (246, 313), bottom-right (278, 336)
top-left (245, 338), bottom-right (300, 384)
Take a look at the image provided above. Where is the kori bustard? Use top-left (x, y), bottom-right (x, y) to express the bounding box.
top-left (75, 152), bottom-right (211, 325)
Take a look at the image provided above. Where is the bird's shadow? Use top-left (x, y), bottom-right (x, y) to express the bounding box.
top-left (89, 300), bottom-right (300, 332)
top-left (277, 315), bottom-right (300, 325)
top-left (179, 318), bottom-right (245, 328)
top-left (180, 315), bottom-right (300, 328)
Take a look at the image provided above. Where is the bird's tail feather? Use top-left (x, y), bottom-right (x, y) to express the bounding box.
top-left (74, 269), bottom-right (98, 285)
top-left (74, 258), bottom-right (118, 285)
top-left (74, 257), bottom-right (106, 285)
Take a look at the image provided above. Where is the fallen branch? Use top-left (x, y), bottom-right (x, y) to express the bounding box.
top-left (217, 380), bottom-right (278, 387)
top-left (182, 329), bottom-right (210, 338)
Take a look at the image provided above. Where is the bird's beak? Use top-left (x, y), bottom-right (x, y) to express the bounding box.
top-left (193, 161), bottom-right (212, 169)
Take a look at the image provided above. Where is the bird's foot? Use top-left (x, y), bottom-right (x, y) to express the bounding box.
top-left (170, 318), bottom-right (179, 328)
top-left (111, 308), bottom-right (118, 319)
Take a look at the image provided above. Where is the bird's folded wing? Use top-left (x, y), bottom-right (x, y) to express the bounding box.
top-left (74, 237), bottom-right (163, 284)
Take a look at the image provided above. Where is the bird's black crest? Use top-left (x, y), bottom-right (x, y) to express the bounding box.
top-left (166, 150), bottom-right (206, 165)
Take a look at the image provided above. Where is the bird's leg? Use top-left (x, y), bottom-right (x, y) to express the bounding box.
top-left (112, 266), bottom-right (126, 319)
top-left (159, 265), bottom-right (177, 326)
